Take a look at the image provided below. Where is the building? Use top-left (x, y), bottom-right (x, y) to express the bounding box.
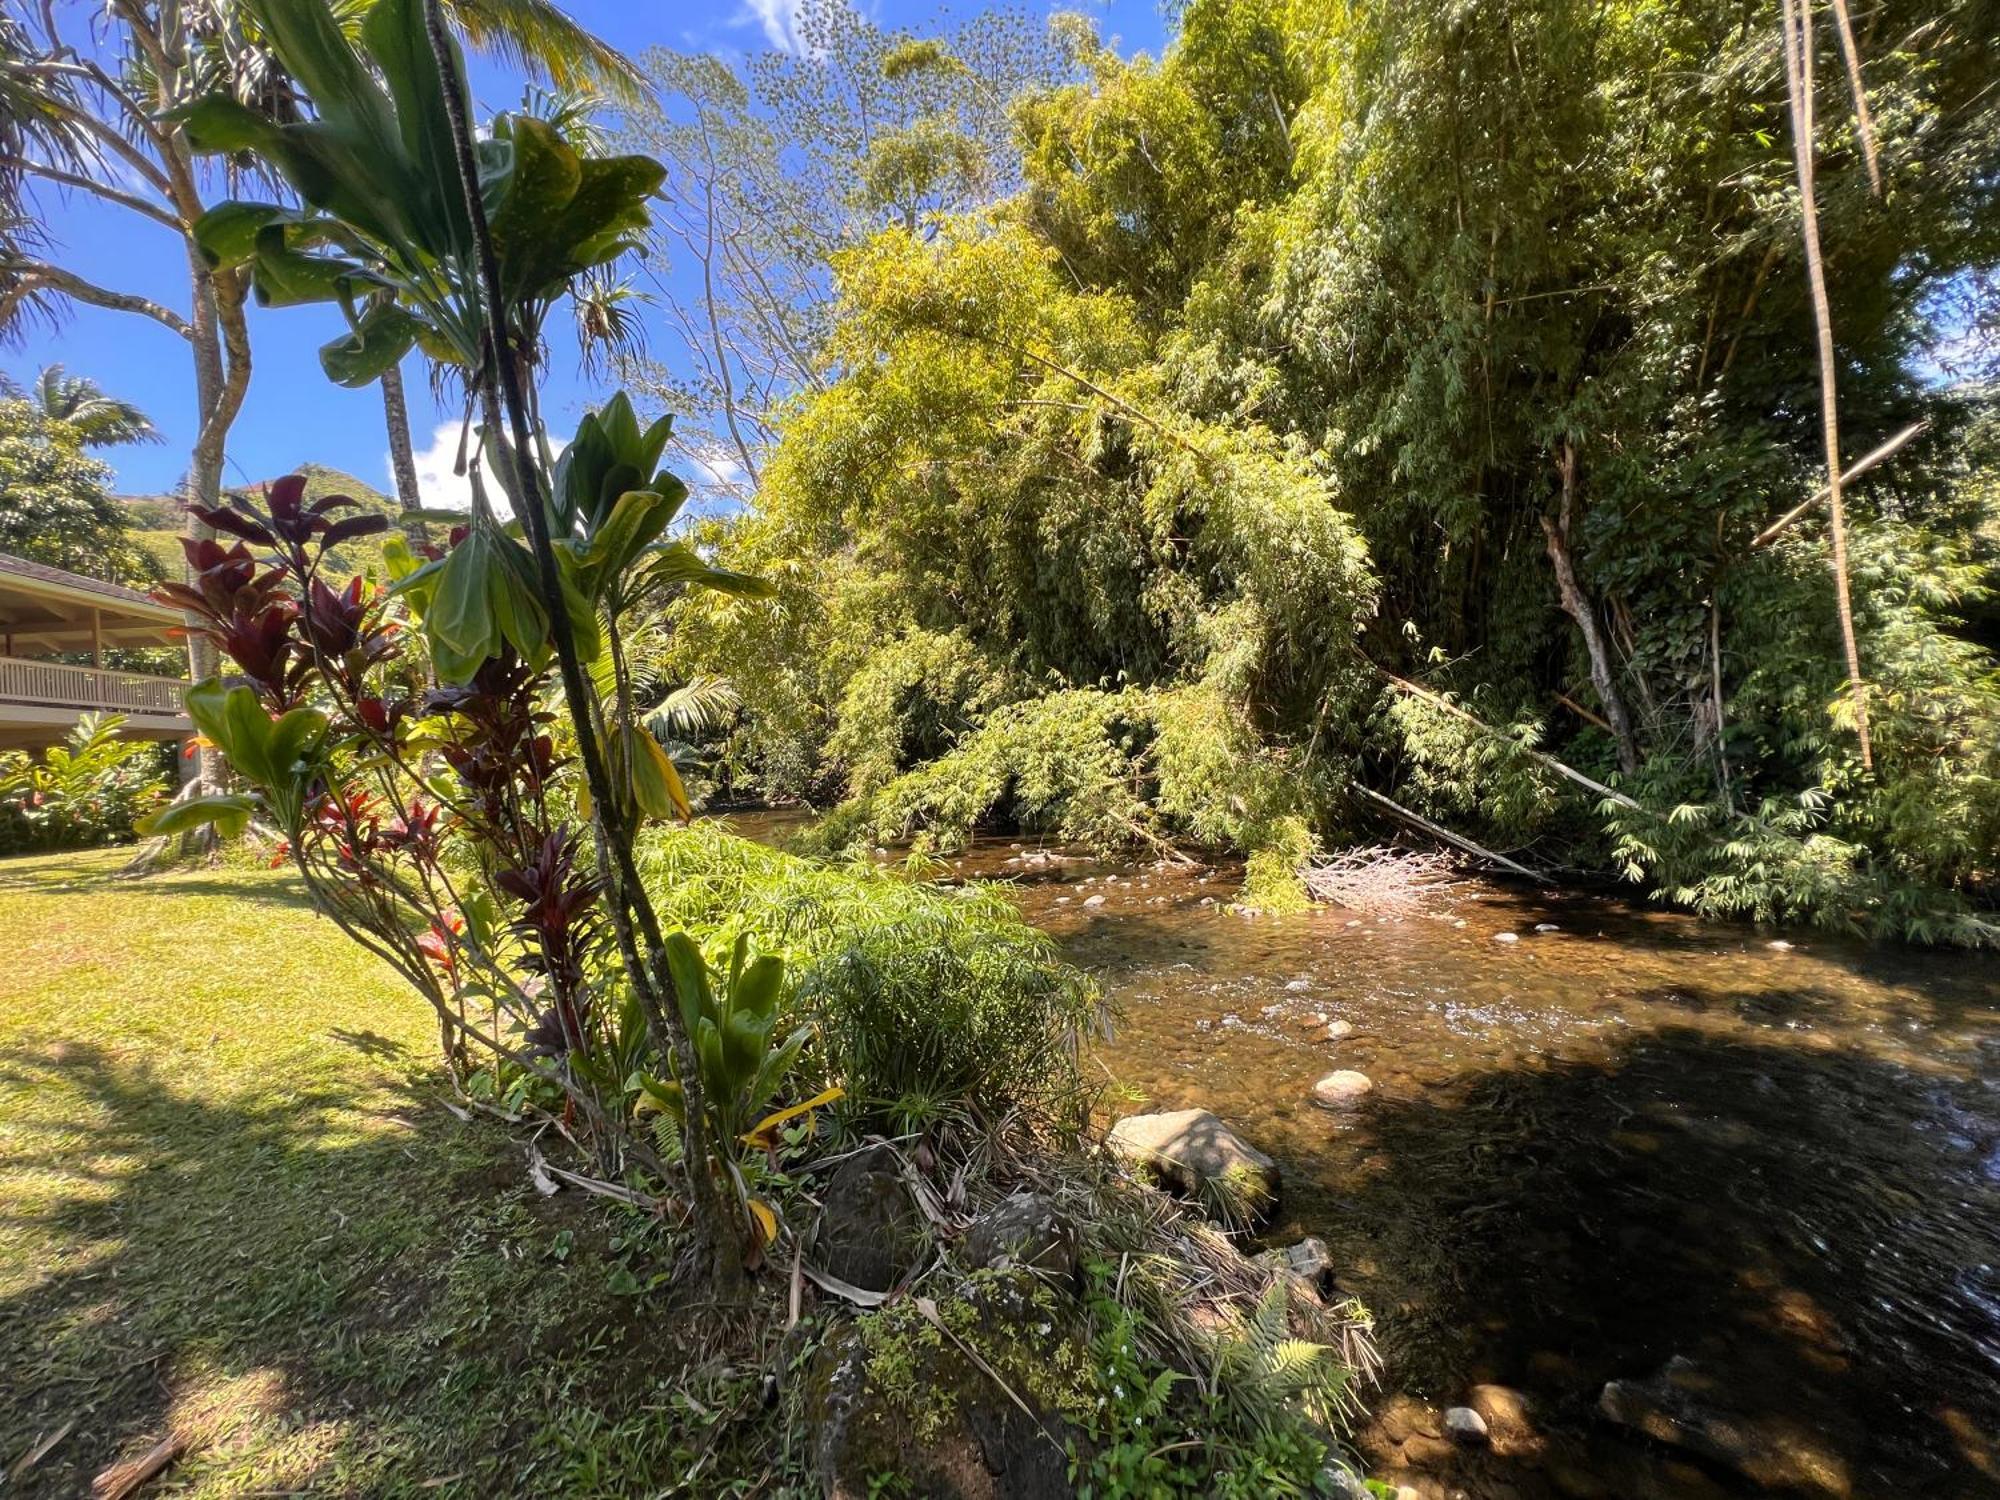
top-left (0, 551), bottom-right (192, 751)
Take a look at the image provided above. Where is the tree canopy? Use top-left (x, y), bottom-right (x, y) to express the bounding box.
top-left (656, 0), bottom-right (2000, 939)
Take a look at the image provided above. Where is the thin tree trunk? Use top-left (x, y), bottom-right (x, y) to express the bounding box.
top-left (1779, 0), bottom-right (1873, 769)
top-left (380, 361), bottom-right (430, 545)
top-left (1540, 439), bottom-right (1642, 775)
top-left (422, 0), bottom-right (744, 1302)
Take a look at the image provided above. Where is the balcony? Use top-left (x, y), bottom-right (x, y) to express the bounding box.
top-left (0, 550), bottom-right (190, 749)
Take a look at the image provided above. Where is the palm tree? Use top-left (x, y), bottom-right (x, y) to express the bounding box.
top-left (17, 364), bottom-right (161, 448)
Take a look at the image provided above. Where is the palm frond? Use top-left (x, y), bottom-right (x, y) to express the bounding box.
top-left (650, 675), bottom-right (741, 738)
top-left (443, 0), bottom-right (649, 108)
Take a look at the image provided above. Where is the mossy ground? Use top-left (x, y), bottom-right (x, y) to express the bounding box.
top-left (0, 849), bottom-right (795, 1497)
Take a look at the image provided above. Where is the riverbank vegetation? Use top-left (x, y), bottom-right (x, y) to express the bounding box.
top-left (30, 2), bottom-right (1380, 1493)
top-left (639, 0), bottom-right (2000, 943)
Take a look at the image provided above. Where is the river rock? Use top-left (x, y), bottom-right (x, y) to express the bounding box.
top-left (1598, 1358), bottom-right (1851, 1494)
top-left (960, 1191), bottom-right (1078, 1280)
top-left (1082, 893), bottom-right (1107, 908)
top-left (1107, 1108), bottom-right (1279, 1220)
top-left (1493, 931), bottom-right (1520, 943)
top-left (1326, 1019), bottom-right (1356, 1040)
top-left (1466, 1383), bottom-right (1542, 1457)
top-left (1444, 1406), bottom-right (1489, 1444)
top-left (1257, 1234), bottom-right (1334, 1293)
top-left (811, 1271), bottom-right (1080, 1499)
top-left (1313, 1070), bottom-right (1374, 1106)
top-left (1285, 978), bottom-right (1314, 993)
top-left (813, 1147), bottom-right (927, 1294)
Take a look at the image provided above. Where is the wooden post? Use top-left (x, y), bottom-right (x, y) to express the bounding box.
top-left (91, 608), bottom-right (103, 671)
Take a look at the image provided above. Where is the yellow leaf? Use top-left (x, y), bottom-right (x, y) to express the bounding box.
top-left (741, 1085), bottom-right (845, 1148)
top-left (747, 1197), bottom-right (778, 1248)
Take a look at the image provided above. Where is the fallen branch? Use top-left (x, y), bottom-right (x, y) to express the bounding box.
top-left (1750, 419), bottom-right (1926, 547)
top-left (1554, 691), bottom-right (1612, 733)
top-left (92, 1433), bottom-right (190, 1500)
top-left (1377, 669), bottom-right (1642, 810)
top-left (1349, 783), bottom-right (1552, 884)
top-left (1300, 845), bottom-right (1466, 914)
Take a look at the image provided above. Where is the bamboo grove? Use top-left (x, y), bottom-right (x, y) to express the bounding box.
top-left (645, 0), bottom-right (2000, 940)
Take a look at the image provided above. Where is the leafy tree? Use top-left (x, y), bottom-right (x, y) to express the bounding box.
top-left (0, 398), bottom-right (158, 584)
top-left (618, 0), bottom-right (1066, 493)
top-left (7, 364), bottom-right (159, 448)
top-left (665, 0), bottom-right (2000, 936)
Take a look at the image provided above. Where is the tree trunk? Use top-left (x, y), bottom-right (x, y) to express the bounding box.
top-left (1541, 439), bottom-right (1642, 776)
top-left (1779, 0), bottom-right (1874, 770)
top-left (381, 361), bottom-right (430, 545)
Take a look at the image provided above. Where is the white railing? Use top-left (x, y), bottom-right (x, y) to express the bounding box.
top-left (0, 656), bottom-right (187, 716)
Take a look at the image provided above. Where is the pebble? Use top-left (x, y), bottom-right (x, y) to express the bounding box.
top-left (1285, 978), bottom-right (1313, 993)
top-left (1444, 1406), bottom-right (1489, 1444)
top-left (1312, 1070), bottom-right (1374, 1106)
top-left (1082, 894), bottom-right (1106, 908)
top-left (1493, 931), bottom-right (1520, 944)
top-left (1326, 1020), bottom-right (1355, 1040)
top-left (1768, 939), bottom-right (1794, 951)
top-left (1534, 922), bottom-right (1560, 932)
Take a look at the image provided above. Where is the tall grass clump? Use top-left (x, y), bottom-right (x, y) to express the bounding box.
top-left (636, 820), bottom-right (1103, 1133)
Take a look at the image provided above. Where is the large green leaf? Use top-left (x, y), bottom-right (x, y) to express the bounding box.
top-left (192, 201), bottom-right (308, 270)
top-left (320, 301), bottom-right (423, 386)
top-left (640, 542), bottom-right (774, 600)
top-left (136, 793), bottom-right (258, 840)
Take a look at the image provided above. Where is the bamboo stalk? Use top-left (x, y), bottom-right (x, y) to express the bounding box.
top-left (1750, 418), bottom-right (1926, 546)
top-left (1378, 669), bottom-right (1643, 810)
top-left (1349, 783), bottom-right (1551, 884)
top-left (1779, 0), bottom-right (1874, 769)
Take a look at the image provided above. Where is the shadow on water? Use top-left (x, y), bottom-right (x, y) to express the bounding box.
top-left (948, 836), bottom-right (2000, 1498)
top-left (1310, 1029), bottom-right (2000, 1497)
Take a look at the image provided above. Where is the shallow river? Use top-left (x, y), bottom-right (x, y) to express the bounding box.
top-left (746, 816), bottom-right (2000, 1497)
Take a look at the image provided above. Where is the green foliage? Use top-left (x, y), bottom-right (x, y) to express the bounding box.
top-left (636, 819), bottom-right (1100, 1132)
top-left (0, 713), bottom-right (171, 853)
top-left (644, 931), bottom-right (806, 1153)
top-left (660, 0), bottom-right (2000, 939)
top-left (183, 0), bottom-right (663, 388)
top-left (0, 399), bottom-right (159, 586)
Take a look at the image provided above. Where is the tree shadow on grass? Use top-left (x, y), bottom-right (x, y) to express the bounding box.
top-left (0, 1038), bottom-right (512, 1496)
top-left (1277, 1024), bottom-right (2000, 1499)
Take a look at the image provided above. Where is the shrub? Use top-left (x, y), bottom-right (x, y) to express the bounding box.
top-left (636, 819), bottom-right (1102, 1133)
top-left (0, 713), bottom-right (171, 854)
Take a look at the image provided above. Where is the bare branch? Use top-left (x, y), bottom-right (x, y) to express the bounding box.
top-left (1, 259), bottom-right (191, 339)
top-left (0, 155), bottom-right (179, 227)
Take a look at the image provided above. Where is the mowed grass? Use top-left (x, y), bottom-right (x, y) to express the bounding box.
top-left (0, 850), bottom-right (786, 1498)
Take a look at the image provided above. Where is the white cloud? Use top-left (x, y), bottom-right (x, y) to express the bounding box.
top-left (394, 420), bottom-right (571, 520)
top-left (740, 0), bottom-right (802, 51)
top-left (399, 419), bottom-right (475, 516)
top-left (686, 445), bottom-right (749, 493)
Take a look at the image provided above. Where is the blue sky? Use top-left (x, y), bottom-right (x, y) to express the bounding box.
top-left (9, 0), bottom-right (1167, 501)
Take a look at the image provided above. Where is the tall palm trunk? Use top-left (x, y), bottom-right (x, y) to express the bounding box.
top-left (380, 361), bottom-right (430, 545)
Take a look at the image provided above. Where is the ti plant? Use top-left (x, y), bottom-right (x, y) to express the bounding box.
top-left (636, 933), bottom-right (840, 1262)
top-left (142, 0), bottom-right (784, 1289)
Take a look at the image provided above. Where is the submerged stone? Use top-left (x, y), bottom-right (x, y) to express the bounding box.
top-left (1598, 1357), bottom-right (1851, 1495)
top-left (1313, 1070), bottom-right (1374, 1106)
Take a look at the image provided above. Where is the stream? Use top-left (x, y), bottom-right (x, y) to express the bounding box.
top-left (742, 815), bottom-right (2000, 1498)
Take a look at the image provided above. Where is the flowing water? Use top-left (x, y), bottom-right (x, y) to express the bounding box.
top-left (739, 815), bottom-right (2000, 1497)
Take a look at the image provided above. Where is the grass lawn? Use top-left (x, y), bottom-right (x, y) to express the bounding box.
top-left (0, 850), bottom-right (789, 1498)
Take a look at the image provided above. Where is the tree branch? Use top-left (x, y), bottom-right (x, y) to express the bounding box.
top-left (0, 260), bottom-right (191, 339)
top-left (1, 155), bottom-right (179, 228)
